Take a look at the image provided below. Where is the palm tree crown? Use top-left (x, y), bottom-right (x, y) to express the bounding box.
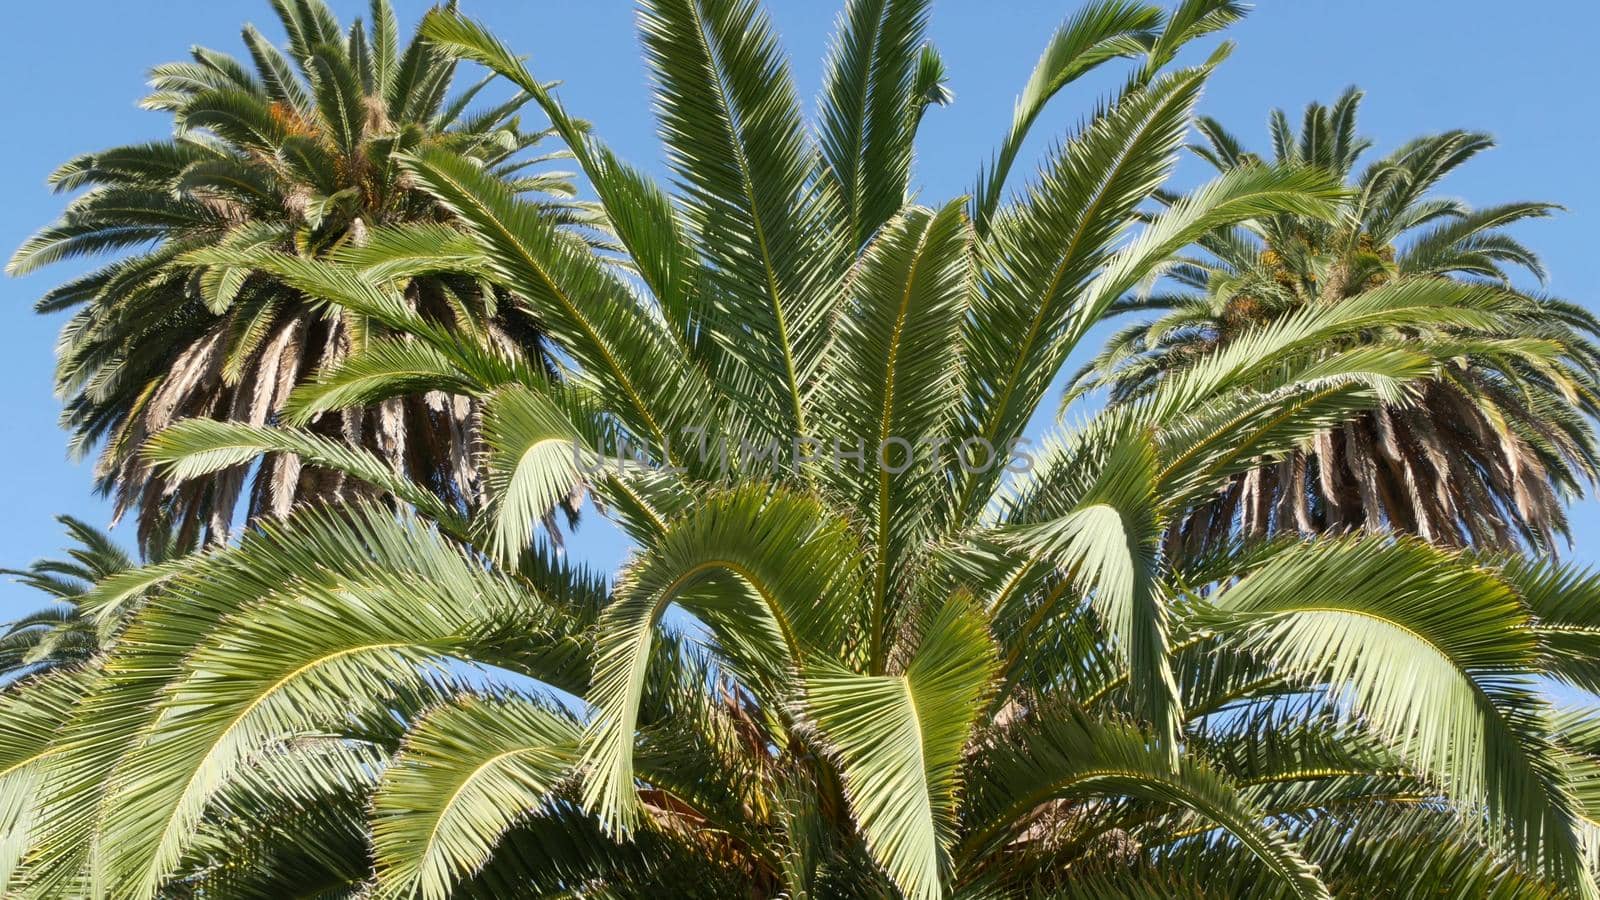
top-left (0, 517), bottom-right (178, 681)
top-left (1, 3), bottom-right (1598, 899)
top-left (1074, 88), bottom-right (1600, 554)
top-left (9, 0), bottom-right (580, 551)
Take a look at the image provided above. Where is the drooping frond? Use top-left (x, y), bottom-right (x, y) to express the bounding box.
top-left (1206, 536), bottom-right (1591, 891)
top-left (580, 484), bottom-right (865, 830)
top-left (804, 594), bottom-right (996, 900)
top-left (371, 694), bottom-right (581, 900)
top-left (959, 710), bottom-right (1331, 900)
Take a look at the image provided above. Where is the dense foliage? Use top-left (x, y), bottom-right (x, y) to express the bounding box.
top-left (3, 0), bottom-right (1598, 898)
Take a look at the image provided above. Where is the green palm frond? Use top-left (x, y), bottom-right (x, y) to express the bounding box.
top-left (33, 504), bottom-right (553, 897)
top-left (804, 594), bottom-right (996, 900)
top-left (959, 709), bottom-right (1329, 900)
top-left (813, 201), bottom-right (973, 655)
top-left (818, 0), bottom-right (941, 251)
top-left (1205, 536), bottom-right (1591, 891)
top-left (581, 484), bottom-right (865, 830)
top-left (639, 0), bottom-right (840, 437)
top-left (372, 694), bottom-right (581, 900)
top-left (970, 0), bottom-right (1160, 232)
top-left (144, 418), bottom-right (470, 536)
top-left (397, 145), bottom-right (713, 461)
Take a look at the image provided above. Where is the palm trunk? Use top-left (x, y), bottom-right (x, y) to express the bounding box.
top-left (1342, 421), bottom-right (1384, 530)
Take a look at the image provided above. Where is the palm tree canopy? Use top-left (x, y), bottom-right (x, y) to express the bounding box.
top-left (1, 3), bottom-right (1597, 900)
top-left (0, 517), bottom-right (146, 681)
top-left (9, 0), bottom-right (585, 552)
top-left (1072, 88), bottom-right (1600, 554)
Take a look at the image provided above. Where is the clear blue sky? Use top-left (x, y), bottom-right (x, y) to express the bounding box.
top-left (2, 0), bottom-right (1597, 613)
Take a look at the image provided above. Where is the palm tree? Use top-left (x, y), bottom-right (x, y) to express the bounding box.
top-left (8, 0), bottom-right (584, 551)
top-left (0, 516), bottom-right (177, 680)
top-left (4, 2), bottom-right (1599, 898)
top-left (1073, 89), bottom-right (1600, 555)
